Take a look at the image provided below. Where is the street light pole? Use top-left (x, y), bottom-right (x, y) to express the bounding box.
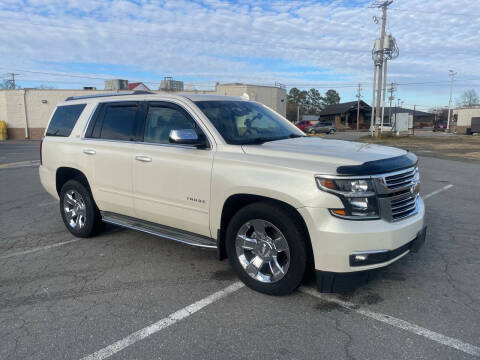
top-left (447, 69), bottom-right (456, 131)
top-left (356, 83), bottom-right (362, 131)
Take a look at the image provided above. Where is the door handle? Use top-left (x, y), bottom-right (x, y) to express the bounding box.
top-left (83, 148), bottom-right (96, 155)
top-left (135, 155), bottom-right (152, 162)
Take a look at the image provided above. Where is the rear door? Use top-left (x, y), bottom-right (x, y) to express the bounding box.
top-left (83, 101), bottom-right (142, 216)
top-left (133, 101), bottom-right (214, 237)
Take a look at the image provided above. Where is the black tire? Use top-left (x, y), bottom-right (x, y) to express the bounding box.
top-left (59, 179), bottom-right (103, 237)
top-left (226, 202), bottom-right (307, 296)
top-left (329, 129), bottom-right (335, 134)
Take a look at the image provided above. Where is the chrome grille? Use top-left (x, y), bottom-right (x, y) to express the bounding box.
top-left (376, 167), bottom-right (420, 222)
top-left (384, 167), bottom-right (417, 189)
top-left (390, 192), bottom-right (418, 220)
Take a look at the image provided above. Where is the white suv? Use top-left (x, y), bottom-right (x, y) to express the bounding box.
top-left (39, 92), bottom-right (426, 295)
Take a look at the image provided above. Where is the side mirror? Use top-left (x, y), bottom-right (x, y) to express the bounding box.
top-left (169, 129), bottom-right (207, 148)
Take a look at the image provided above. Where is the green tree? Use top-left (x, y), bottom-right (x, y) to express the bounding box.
top-left (287, 87), bottom-right (308, 107)
top-left (323, 89), bottom-right (340, 106)
top-left (305, 88), bottom-right (323, 114)
top-left (287, 87), bottom-right (308, 121)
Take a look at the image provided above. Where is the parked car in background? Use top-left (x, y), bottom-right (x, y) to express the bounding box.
top-left (433, 121), bottom-right (448, 132)
top-left (295, 120), bottom-right (313, 132)
top-left (306, 121), bottom-right (336, 134)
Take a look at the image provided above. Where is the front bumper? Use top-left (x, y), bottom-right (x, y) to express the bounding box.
top-left (297, 196), bottom-right (425, 274)
top-left (315, 226), bottom-right (426, 293)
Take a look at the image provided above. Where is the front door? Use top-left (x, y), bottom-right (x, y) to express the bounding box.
top-left (133, 101), bottom-right (214, 237)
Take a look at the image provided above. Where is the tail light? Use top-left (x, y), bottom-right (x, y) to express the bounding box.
top-left (40, 138), bottom-right (43, 165)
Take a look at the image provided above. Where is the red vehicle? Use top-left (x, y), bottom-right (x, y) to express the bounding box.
top-left (433, 121), bottom-right (448, 132)
top-left (295, 120), bottom-right (313, 131)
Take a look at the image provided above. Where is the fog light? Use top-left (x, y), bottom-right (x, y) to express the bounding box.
top-left (354, 254), bottom-right (368, 262)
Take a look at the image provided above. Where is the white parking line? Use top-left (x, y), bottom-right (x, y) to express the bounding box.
top-left (423, 184), bottom-right (454, 200)
top-left (0, 160), bottom-right (40, 169)
top-left (80, 281), bottom-right (245, 360)
top-left (299, 287), bottom-right (480, 357)
top-left (0, 239), bottom-right (81, 260)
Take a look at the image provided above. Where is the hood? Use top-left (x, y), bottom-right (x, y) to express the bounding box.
top-left (241, 137), bottom-right (409, 175)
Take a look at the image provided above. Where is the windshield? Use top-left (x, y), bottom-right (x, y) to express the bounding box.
top-left (195, 100), bottom-right (304, 145)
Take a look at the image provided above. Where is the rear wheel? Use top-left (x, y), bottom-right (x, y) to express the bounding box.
top-left (60, 179), bottom-right (103, 237)
top-left (226, 202), bottom-right (307, 295)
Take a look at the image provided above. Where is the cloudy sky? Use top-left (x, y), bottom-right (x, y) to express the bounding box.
top-left (1, 0), bottom-right (479, 109)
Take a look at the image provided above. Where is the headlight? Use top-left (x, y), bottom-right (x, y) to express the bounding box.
top-left (316, 177), bottom-right (379, 220)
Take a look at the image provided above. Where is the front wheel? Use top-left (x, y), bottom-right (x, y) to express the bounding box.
top-left (226, 202), bottom-right (307, 296)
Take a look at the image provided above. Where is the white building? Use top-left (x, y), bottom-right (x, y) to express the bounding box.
top-left (454, 106), bottom-right (480, 134)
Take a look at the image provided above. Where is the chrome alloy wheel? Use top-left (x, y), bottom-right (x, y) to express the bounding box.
top-left (235, 219), bottom-right (290, 283)
top-left (63, 190), bottom-right (87, 230)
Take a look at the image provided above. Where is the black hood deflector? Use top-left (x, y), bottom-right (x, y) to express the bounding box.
top-left (336, 152), bottom-right (418, 175)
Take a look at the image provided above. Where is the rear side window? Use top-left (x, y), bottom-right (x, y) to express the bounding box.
top-left (46, 104), bottom-right (86, 137)
top-left (100, 105), bottom-right (138, 141)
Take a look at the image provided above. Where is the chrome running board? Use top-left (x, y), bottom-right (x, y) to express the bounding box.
top-left (101, 211), bottom-right (217, 249)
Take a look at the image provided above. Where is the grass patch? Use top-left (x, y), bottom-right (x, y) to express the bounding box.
top-left (358, 134), bottom-right (480, 162)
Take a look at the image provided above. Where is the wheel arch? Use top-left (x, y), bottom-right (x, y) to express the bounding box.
top-left (217, 194), bottom-right (314, 269)
top-left (56, 167), bottom-right (92, 196)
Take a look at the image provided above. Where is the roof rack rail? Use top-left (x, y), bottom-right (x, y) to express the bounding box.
top-left (65, 90), bottom-right (154, 101)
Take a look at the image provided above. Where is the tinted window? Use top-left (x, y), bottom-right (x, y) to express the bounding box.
top-left (100, 105), bottom-right (138, 141)
top-left (195, 101), bottom-right (302, 145)
top-left (46, 104), bottom-right (86, 137)
top-left (144, 105), bottom-right (196, 144)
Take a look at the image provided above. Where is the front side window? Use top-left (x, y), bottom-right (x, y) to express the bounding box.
top-left (195, 101), bottom-right (303, 145)
top-left (99, 105), bottom-right (138, 141)
top-left (46, 104), bottom-right (86, 137)
top-left (144, 105), bottom-right (196, 144)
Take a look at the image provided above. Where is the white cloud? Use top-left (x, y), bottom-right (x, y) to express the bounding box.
top-left (0, 0), bottom-right (479, 105)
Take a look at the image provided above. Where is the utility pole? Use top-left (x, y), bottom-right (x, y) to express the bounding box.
top-left (388, 82), bottom-right (395, 128)
top-left (395, 98), bottom-right (401, 130)
top-left (447, 69), bottom-right (456, 131)
top-left (370, 64), bottom-right (377, 136)
top-left (356, 83), bottom-right (362, 131)
top-left (3, 73), bottom-right (19, 89)
top-left (412, 105), bottom-right (416, 135)
top-left (374, 1), bottom-right (392, 136)
top-left (297, 104), bottom-right (300, 123)
top-left (380, 60), bottom-right (388, 133)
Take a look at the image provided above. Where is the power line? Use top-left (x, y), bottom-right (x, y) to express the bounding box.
top-left (389, 7), bottom-right (478, 18)
top-left (4, 66), bottom-right (480, 89)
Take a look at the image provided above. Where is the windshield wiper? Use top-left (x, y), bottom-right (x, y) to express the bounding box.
top-left (238, 133), bottom-right (305, 145)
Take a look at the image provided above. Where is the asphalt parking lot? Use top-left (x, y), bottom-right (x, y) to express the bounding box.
top-left (1, 140), bottom-right (479, 359)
